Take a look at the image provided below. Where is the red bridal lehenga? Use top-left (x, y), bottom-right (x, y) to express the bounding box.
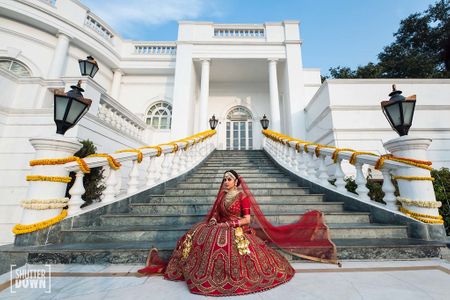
top-left (139, 176), bottom-right (338, 296)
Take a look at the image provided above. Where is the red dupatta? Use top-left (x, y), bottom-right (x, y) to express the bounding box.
top-left (206, 176), bottom-right (339, 265)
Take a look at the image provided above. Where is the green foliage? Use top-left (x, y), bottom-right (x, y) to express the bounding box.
top-left (329, 0), bottom-right (450, 79)
top-left (431, 167), bottom-right (450, 234)
top-left (65, 140), bottom-right (105, 208)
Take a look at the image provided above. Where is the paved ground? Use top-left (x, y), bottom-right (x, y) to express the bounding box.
top-left (0, 259), bottom-right (449, 299)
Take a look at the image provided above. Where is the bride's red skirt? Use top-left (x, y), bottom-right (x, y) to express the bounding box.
top-left (164, 222), bottom-right (295, 296)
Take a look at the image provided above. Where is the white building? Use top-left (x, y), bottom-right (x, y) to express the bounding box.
top-left (0, 0), bottom-right (449, 245)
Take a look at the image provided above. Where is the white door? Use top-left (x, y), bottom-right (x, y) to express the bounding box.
top-left (225, 106), bottom-right (253, 150)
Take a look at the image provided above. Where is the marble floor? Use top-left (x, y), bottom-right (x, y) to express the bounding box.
top-left (0, 259), bottom-right (449, 300)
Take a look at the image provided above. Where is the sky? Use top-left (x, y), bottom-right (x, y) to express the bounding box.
top-left (81, 0), bottom-right (438, 76)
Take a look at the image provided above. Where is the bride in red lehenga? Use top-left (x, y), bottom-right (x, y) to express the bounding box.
top-left (139, 169), bottom-right (339, 296)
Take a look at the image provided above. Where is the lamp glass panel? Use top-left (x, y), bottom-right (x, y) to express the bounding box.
top-left (402, 102), bottom-right (415, 125)
top-left (79, 61), bottom-right (87, 75)
top-left (85, 63), bottom-right (94, 76)
top-left (55, 96), bottom-right (69, 121)
top-left (386, 103), bottom-right (402, 126)
top-left (66, 100), bottom-right (86, 123)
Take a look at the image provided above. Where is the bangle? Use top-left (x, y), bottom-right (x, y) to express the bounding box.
top-left (237, 220), bottom-right (240, 227)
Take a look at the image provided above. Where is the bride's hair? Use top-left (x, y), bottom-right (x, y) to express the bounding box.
top-left (223, 169), bottom-right (240, 186)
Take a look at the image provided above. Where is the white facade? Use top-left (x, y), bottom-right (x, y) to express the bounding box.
top-left (0, 0), bottom-right (449, 245)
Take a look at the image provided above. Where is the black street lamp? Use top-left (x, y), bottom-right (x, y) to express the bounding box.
top-left (78, 56), bottom-right (99, 78)
top-left (54, 80), bottom-right (92, 135)
top-left (381, 84), bottom-right (416, 136)
top-left (209, 114), bottom-right (219, 130)
top-left (260, 114), bottom-right (269, 130)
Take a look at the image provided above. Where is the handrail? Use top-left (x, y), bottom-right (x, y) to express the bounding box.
top-left (262, 129), bottom-right (443, 225)
top-left (14, 130), bottom-right (217, 235)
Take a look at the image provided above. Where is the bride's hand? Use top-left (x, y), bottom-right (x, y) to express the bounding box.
top-left (208, 218), bottom-right (217, 226)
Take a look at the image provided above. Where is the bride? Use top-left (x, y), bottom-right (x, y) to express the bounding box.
top-left (139, 169), bottom-right (338, 296)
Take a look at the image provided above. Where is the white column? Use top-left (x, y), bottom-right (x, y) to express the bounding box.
top-left (47, 32), bottom-right (71, 78)
top-left (268, 59), bottom-right (281, 132)
top-left (110, 69), bottom-right (124, 100)
top-left (198, 59), bottom-right (211, 132)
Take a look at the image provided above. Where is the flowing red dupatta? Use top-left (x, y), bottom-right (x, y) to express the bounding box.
top-left (236, 176), bottom-right (339, 265)
top-left (138, 175), bottom-right (339, 275)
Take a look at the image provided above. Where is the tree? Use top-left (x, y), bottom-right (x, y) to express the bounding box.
top-left (329, 0), bottom-right (450, 79)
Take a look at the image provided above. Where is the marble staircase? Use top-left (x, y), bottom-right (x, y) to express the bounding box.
top-left (1, 150), bottom-right (444, 265)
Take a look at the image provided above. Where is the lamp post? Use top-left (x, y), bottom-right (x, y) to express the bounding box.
top-left (260, 114), bottom-right (269, 130)
top-left (54, 80), bottom-right (92, 135)
top-left (381, 84), bottom-right (416, 136)
top-left (78, 56), bottom-right (99, 78)
top-left (209, 114), bottom-right (218, 130)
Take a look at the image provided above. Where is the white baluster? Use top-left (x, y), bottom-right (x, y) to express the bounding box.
top-left (103, 166), bottom-right (117, 203)
top-left (381, 168), bottom-right (397, 210)
top-left (297, 148), bottom-right (308, 177)
top-left (115, 171), bottom-right (122, 195)
top-left (334, 158), bottom-right (346, 193)
top-left (171, 149), bottom-right (180, 176)
top-left (355, 162), bottom-right (370, 201)
top-left (127, 160), bottom-right (140, 194)
top-left (145, 156), bottom-right (157, 186)
top-left (290, 146), bottom-right (298, 172)
top-left (317, 155), bottom-right (329, 185)
top-left (68, 171), bottom-right (85, 215)
top-left (306, 150), bottom-right (317, 178)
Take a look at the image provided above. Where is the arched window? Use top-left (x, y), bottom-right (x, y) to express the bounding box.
top-left (0, 58), bottom-right (31, 77)
top-left (146, 101), bottom-right (172, 129)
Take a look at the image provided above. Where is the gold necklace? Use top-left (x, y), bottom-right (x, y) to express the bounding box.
top-left (224, 188), bottom-right (239, 207)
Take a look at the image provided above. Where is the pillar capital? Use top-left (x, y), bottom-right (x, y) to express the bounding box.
top-left (56, 31), bottom-right (73, 40)
top-left (267, 58), bottom-right (279, 63)
top-left (112, 68), bottom-right (125, 75)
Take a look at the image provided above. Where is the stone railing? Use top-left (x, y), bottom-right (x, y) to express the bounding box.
top-left (98, 94), bottom-right (146, 141)
top-left (213, 26), bottom-right (265, 38)
top-left (134, 43), bottom-right (177, 55)
top-left (14, 130), bottom-right (217, 234)
top-left (84, 14), bottom-right (114, 41)
top-left (262, 130), bottom-right (443, 225)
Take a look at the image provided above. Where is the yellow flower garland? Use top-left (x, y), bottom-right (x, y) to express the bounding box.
top-left (12, 208), bottom-right (68, 235)
top-left (331, 148), bottom-right (355, 163)
top-left (397, 197), bottom-right (442, 208)
top-left (393, 176), bottom-right (434, 181)
top-left (115, 149), bottom-right (143, 163)
top-left (30, 156), bottom-right (90, 173)
top-left (375, 154), bottom-right (432, 170)
top-left (349, 151), bottom-right (378, 165)
top-left (87, 154), bottom-right (121, 170)
top-left (139, 145), bottom-right (163, 156)
top-left (314, 145), bottom-right (336, 158)
top-left (399, 206), bottom-right (444, 224)
top-left (26, 175), bottom-right (72, 183)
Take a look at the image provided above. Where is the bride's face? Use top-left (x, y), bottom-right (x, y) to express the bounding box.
top-left (224, 176), bottom-right (237, 190)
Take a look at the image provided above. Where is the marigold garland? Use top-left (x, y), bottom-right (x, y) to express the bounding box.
top-left (332, 148), bottom-right (355, 163)
top-left (12, 208), bottom-right (68, 235)
top-left (349, 151), bottom-right (378, 165)
top-left (87, 154), bottom-right (121, 170)
top-left (115, 149), bottom-right (143, 163)
top-left (375, 154), bottom-right (432, 170)
top-left (397, 197), bottom-right (442, 208)
top-left (399, 206), bottom-right (444, 224)
top-left (139, 146), bottom-right (162, 157)
top-left (26, 175), bottom-right (72, 183)
top-left (393, 176), bottom-right (435, 181)
top-left (30, 156), bottom-right (90, 173)
top-left (314, 145), bottom-right (336, 157)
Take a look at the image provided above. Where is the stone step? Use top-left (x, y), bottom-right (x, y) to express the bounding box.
top-left (163, 187), bottom-right (309, 196)
top-left (100, 212), bottom-right (371, 226)
top-left (190, 173), bottom-right (287, 178)
top-left (194, 169), bottom-right (283, 174)
top-left (129, 202), bottom-right (341, 214)
top-left (4, 239), bottom-right (442, 265)
top-left (61, 223), bottom-right (408, 244)
top-left (203, 162), bottom-right (274, 166)
top-left (185, 177), bottom-right (294, 183)
top-left (176, 182), bottom-right (300, 189)
top-left (144, 194), bottom-right (324, 204)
